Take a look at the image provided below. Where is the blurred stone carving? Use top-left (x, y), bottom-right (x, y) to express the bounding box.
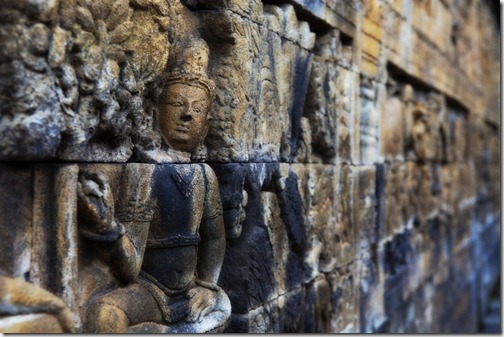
top-left (404, 87), bottom-right (450, 162)
top-left (0, 276), bottom-right (75, 333)
top-left (425, 92), bottom-right (449, 162)
top-left (359, 77), bottom-right (379, 164)
top-left (380, 79), bottom-right (405, 161)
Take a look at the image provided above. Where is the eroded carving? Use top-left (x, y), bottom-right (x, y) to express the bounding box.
top-left (0, 0), bottom-right (200, 162)
top-left (0, 276), bottom-right (75, 333)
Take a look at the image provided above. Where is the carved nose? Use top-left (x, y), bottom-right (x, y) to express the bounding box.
top-left (181, 114), bottom-right (192, 122)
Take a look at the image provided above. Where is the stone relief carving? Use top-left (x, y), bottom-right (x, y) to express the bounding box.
top-left (400, 83), bottom-right (454, 163)
top-left (0, 0), bottom-right (201, 162)
top-left (0, 0), bottom-right (241, 332)
top-left (0, 0), bottom-right (500, 334)
top-left (0, 276), bottom-right (75, 333)
top-left (194, 3), bottom-right (315, 163)
top-left (77, 39), bottom-right (231, 333)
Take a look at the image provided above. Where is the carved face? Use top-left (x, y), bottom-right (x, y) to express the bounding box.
top-left (158, 83), bottom-right (210, 153)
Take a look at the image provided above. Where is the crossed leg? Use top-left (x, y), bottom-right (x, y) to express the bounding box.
top-left (86, 283), bottom-right (164, 333)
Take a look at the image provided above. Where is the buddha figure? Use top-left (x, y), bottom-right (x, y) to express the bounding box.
top-left (78, 40), bottom-right (230, 333)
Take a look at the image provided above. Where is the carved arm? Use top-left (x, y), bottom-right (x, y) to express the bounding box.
top-left (77, 171), bottom-right (148, 284)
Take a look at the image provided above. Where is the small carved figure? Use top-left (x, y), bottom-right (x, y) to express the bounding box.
top-left (406, 90), bottom-right (448, 162)
top-left (425, 92), bottom-right (449, 162)
top-left (78, 40), bottom-right (230, 333)
top-left (411, 105), bottom-right (436, 160)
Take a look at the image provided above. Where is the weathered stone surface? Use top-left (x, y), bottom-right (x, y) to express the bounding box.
top-left (302, 29), bottom-right (357, 164)
top-left (193, 3), bottom-right (315, 163)
top-left (0, 276), bottom-right (75, 333)
top-left (304, 274), bottom-right (332, 332)
top-left (0, 0), bottom-right (500, 334)
top-left (0, 0), bottom-right (202, 162)
top-left (0, 164), bottom-right (32, 278)
top-left (379, 82), bottom-right (404, 162)
top-left (31, 164), bottom-right (80, 327)
top-left (325, 264), bottom-right (356, 332)
top-left (359, 77), bottom-right (380, 164)
top-left (377, 162), bottom-right (406, 239)
top-left (355, 165), bottom-right (377, 250)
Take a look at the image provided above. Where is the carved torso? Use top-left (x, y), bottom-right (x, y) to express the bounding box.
top-left (141, 164), bottom-right (209, 291)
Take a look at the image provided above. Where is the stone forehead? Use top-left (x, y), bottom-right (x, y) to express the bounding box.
top-left (164, 77), bottom-right (213, 96)
top-left (159, 77), bottom-right (214, 106)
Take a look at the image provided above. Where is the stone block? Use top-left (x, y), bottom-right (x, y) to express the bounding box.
top-left (0, 164), bottom-right (33, 278)
top-left (31, 164), bottom-right (79, 325)
top-left (359, 77), bottom-right (380, 164)
top-left (330, 67), bottom-right (359, 164)
top-left (325, 265), bottom-right (357, 332)
top-left (377, 162), bottom-right (407, 239)
top-left (293, 164), bottom-right (350, 275)
top-left (218, 163), bottom-right (281, 313)
top-left (411, 0), bottom-right (452, 54)
top-left (226, 287), bottom-right (305, 333)
top-left (302, 56), bottom-right (339, 163)
top-left (0, 0), bottom-right (203, 162)
top-left (379, 84), bottom-right (405, 162)
top-left (354, 165), bottom-right (377, 250)
top-left (219, 163), bottom-right (309, 313)
top-left (304, 274), bottom-right (332, 332)
top-left (402, 163), bottom-right (439, 229)
top-left (335, 164), bottom-right (355, 266)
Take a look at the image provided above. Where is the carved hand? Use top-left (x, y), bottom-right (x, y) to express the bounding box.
top-left (77, 171), bottom-right (119, 235)
top-left (185, 286), bottom-right (219, 323)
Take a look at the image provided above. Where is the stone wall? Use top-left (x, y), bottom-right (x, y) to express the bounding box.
top-left (0, 0), bottom-right (500, 333)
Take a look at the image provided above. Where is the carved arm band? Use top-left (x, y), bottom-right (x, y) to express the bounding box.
top-left (79, 222), bottom-right (125, 242)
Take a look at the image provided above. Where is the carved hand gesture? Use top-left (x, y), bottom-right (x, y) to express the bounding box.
top-left (77, 171), bottom-right (119, 236)
top-left (185, 286), bottom-right (219, 323)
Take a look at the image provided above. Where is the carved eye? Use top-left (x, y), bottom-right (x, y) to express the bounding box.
top-left (168, 101), bottom-right (183, 107)
top-left (193, 105), bottom-right (205, 114)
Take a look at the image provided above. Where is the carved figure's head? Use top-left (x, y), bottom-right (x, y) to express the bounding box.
top-left (158, 40), bottom-right (215, 153)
